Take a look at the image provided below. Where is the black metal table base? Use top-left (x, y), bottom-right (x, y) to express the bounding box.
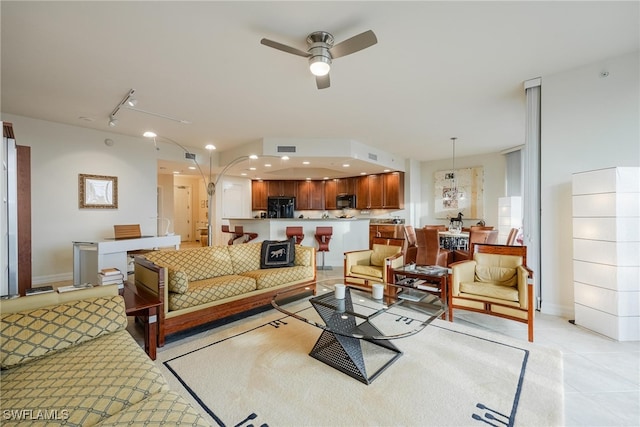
top-left (309, 292), bottom-right (403, 384)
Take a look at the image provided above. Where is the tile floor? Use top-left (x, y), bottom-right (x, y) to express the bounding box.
top-left (123, 264), bottom-right (638, 426)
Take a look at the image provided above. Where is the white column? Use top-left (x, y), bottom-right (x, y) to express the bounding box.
top-left (572, 167), bottom-right (640, 341)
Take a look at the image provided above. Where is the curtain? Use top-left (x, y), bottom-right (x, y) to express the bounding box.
top-left (523, 79), bottom-right (541, 310)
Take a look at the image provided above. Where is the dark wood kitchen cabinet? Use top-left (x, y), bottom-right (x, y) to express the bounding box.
top-left (296, 180), bottom-right (325, 210)
top-left (267, 180), bottom-right (297, 197)
top-left (356, 172), bottom-right (404, 210)
top-left (251, 180), bottom-right (268, 210)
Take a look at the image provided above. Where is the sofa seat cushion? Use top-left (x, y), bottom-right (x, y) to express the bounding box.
top-left (460, 281), bottom-right (520, 302)
top-left (168, 275), bottom-right (257, 311)
top-left (0, 330), bottom-right (168, 426)
top-left (350, 264), bottom-right (383, 279)
top-left (145, 246), bottom-right (234, 282)
top-left (94, 390), bottom-right (209, 426)
top-left (227, 243), bottom-right (262, 274)
top-left (240, 266), bottom-right (315, 290)
top-left (1, 295), bottom-right (127, 369)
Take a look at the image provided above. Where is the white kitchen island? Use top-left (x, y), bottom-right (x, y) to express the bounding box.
top-left (226, 218), bottom-right (370, 268)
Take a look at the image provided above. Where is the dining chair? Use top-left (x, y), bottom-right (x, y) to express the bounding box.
top-left (403, 225), bottom-right (417, 264)
top-left (453, 229), bottom-right (498, 262)
top-left (415, 227), bottom-right (452, 267)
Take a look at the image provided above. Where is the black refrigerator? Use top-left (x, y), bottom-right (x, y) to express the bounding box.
top-left (267, 197), bottom-right (295, 218)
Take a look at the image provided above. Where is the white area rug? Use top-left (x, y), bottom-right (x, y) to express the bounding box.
top-left (156, 305), bottom-right (563, 427)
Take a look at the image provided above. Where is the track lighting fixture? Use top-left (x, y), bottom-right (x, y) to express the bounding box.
top-left (108, 89), bottom-right (190, 127)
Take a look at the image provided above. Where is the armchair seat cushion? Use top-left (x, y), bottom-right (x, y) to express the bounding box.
top-left (460, 281), bottom-right (519, 302)
top-left (350, 264), bottom-right (384, 279)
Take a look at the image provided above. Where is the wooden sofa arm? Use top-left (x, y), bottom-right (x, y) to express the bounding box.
top-left (134, 256), bottom-right (167, 346)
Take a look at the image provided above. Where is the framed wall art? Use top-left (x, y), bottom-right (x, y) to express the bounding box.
top-left (434, 166), bottom-right (484, 220)
top-left (79, 174), bottom-right (118, 209)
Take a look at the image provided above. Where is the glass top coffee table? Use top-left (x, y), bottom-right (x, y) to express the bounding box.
top-left (272, 279), bottom-right (444, 384)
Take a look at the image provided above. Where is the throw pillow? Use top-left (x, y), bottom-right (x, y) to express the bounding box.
top-left (260, 238), bottom-right (295, 269)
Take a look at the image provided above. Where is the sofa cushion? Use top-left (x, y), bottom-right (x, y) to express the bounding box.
top-left (0, 295), bottom-right (127, 369)
top-left (227, 242), bottom-right (262, 274)
top-left (167, 267), bottom-right (190, 294)
top-left (145, 246), bottom-right (234, 281)
top-left (94, 390), bottom-right (209, 426)
top-left (350, 264), bottom-right (383, 279)
top-left (370, 244), bottom-right (402, 267)
top-left (260, 238), bottom-right (296, 269)
top-left (294, 245), bottom-right (313, 266)
top-left (240, 266), bottom-right (315, 290)
top-left (0, 330), bottom-right (169, 426)
top-left (168, 275), bottom-right (257, 311)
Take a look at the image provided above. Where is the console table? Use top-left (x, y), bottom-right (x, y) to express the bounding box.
top-left (72, 235), bottom-right (180, 285)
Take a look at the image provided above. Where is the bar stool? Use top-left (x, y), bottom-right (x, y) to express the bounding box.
top-left (315, 226), bottom-right (333, 270)
top-left (221, 225), bottom-right (243, 245)
top-left (286, 226), bottom-right (305, 244)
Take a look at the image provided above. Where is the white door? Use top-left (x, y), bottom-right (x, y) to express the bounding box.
top-left (174, 185), bottom-right (192, 241)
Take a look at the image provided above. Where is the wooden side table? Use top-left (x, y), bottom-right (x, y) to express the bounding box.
top-left (121, 282), bottom-right (161, 360)
top-left (390, 266), bottom-right (449, 319)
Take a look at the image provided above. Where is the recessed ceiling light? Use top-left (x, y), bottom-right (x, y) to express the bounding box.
top-left (342, 163), bottom-right (350, 167)
top-left (173, 171), bottom-right (180, 174)
top-left (188, 166), bottom-right (196, 170)
top-left (249, 154), bottom-right (258, 160)
top-left (78, 116), bottom-right (95, 122)
top-left (143, 131), bottom-right (157, 138)
top-left (306, 177), bottom-right (311, 180)
top-left (302, 161), bottom-right (310, 165)
top-left (281, 156), bottom-right (290, 160)
top-left (323, 176), bottom-right (329, 180)
top-left (360, 172), bottom-right (367, 175)
top-left (241, 173), bottom-right (247, 176)
top-left (205, 144), bottom-right (216, 150)
top-left (264, 163), bottom-right (272, 167)
top-left (249, 167), bottom-right (256, 171)
top-left (383, 169), bottom-right (391, 172)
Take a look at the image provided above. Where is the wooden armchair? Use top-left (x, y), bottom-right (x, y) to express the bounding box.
top-left (449, 244), bottom-right (534, 341)
top-left (344, 242), bottom-right (403, 290)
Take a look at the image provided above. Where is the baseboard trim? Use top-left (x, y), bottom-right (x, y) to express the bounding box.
top-left (32, 272), bottom-right (73, 286)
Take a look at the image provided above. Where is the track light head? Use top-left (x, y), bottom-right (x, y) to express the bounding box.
top-left (108, 117), bottom-right (118, 127)
top-left (126, 97), bottom-right (137, 107)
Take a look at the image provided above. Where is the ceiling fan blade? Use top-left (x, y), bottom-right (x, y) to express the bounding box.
top-left (316, 74), bottom-right (330, 90)
top-left (329, 30), bottom-right (377, 59)
top-left (260, 38), bottom-right (310, 58)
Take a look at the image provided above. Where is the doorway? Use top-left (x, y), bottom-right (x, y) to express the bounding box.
top-left (174, 185), bottom-right (192, 242)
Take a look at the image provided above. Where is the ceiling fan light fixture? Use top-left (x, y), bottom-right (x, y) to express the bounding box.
top-left (309, 55), bottom-right (331, 76)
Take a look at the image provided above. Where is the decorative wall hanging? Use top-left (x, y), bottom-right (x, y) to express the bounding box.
top-left (434, 166), bottom-right (483, 219)
top-left (79, 174), bottom-right (118, 209)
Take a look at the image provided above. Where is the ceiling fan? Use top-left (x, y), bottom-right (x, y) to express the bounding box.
top-left (260, 30), bottom-right (377, 89)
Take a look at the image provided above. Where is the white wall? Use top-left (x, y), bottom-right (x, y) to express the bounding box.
top-left (420, 152), bottom-right (507, 228)
top-left (3, 114), bottom-right (160, 283)
top-left (540, 51), bottom-right (640, 317)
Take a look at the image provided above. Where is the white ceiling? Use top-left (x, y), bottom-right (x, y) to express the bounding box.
top-left (1, 1), bottom-right (638, 179)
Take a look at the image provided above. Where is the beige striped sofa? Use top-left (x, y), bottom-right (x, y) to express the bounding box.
top-left (135, 242), bottom-right (316, 346)
top-left (0, 285), bottom-right (209, 426)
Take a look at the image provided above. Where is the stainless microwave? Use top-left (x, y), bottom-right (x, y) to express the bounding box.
top-left (336, 194), bottom-right (356, 209)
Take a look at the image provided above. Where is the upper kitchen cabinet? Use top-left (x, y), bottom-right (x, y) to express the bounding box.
top-left (335, 177), bottom-right (355, 195)
top-left (296, 180), bottom-right (325, 210)
top-left (356, 172), bottom-right (404, 210)
top-left (251, 180), bottom-right (268, 210)
top-left (382, 172), bottom-right (404, 209)
top-left (267, 180), bottom-right (297, 197)
top-left (324, 180), bottom-right (337, 209)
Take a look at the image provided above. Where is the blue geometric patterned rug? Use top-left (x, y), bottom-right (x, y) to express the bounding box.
top-left (156, 306), bottom-right (563, 427)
